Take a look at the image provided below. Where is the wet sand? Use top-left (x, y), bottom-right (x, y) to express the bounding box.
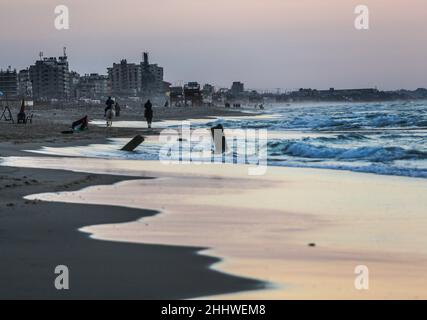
top-left (2, 104), bottom-right (427, 299)
top-left (5, 157), bottom-right (427, 300)
top-left (0, 105), bottom-right (266, 299)
top-left (0, 166), bottom-right (263, 299)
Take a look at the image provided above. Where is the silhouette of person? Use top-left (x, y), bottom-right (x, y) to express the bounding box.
top-left (105, 97), bottom-right (115, 127)
top-left (144, 100), bottom-right (153, 128)
top-left (105, 97), bottom-right (114, 116)
top-left (17, 99), bottom-right (27, 123)
top-left (115, 102), bottom-right (121, 117)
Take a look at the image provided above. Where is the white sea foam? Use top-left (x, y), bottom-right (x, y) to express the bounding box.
top-left (23, 101), bottom-right (427, 179)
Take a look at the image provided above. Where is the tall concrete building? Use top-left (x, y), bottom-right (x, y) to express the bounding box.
top-left (231, 81), bottom-right (244, 96)
top-left (141, 52), bottom-right (164, 96)
top-left (17, 69), bottom-right (33, 98)
top-left (29, 51), bottom-right (70, 101)
top-left (108, 52), bottom-right (165, 98)
top-left (69, 71), bottom-right (81, 99)
top-left (76, 73), bottom-right (109, 99)
top-left (184, 82), bottom-right (203, 106)
top-left (0, 67), bottom-right (18, 98)
top-left (108, 59), bottom-right (141, 96)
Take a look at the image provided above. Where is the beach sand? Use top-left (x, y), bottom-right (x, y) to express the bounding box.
top-left (0, 105), bottom-right (267, 299)
top-left (0, 165), bottom-right (262, 299)
top-left (4, 156), bottom-right (427, 300)
top-left (2, 104), bottom-right (427, 299)
top-left (0, 103), bottom-right (244, 143)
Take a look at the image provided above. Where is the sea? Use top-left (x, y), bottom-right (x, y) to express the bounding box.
top-left (29, 101), bottom-right (427, 179)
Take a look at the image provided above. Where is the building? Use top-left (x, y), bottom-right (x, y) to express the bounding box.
top-left (202, 84), bottom-right (215, 105)
top-left (17, 69), bottom-right (32, 98)
top-left (76, 73), bottom-right (109, 100)
top-left (108, 59), bottom-right (141, 96)
top-left (169, 86), bottom-right (184, 107)
top-left (184, 82), bottom-right (203, 106)
top-left (230, 81), bottom-right (244, 96)
top-left (285, 87), bottom-right (381, 102)
top-left (202, 84), bottom-right (215, 96)
top-left (69, 71), bottom-right (81, 99)
top-left (29, 51), bottom-right (70, 101)
top-left (0, 67), bottom-right (18, 98)
top-left (108, 52), bottom-right (165, 98)
top-left (141, 52), bottom-right (165, 97)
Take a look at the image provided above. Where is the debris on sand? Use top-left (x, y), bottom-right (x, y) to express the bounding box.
top-left (121, 135), bottom-right (145, 152)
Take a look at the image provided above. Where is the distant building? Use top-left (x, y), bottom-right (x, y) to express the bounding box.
top-left (231, 81), bottom-right (244, 96)
top-left (29, 52), bottom-right (70, 101)
top-left (69, 71), bottom-right (81, 99)
top-left (0, 67), bottom-right (18, 98)
top-left (17, 69), bottom-right (32, 98)
top-left (108, 52), bottom-right (166, 98)
top-left (286, 87), bottom-right (381, 102)
top-left (319, 87), bottom-right (378, 95)
top-left (202, 84), bottom-right (215, 96)
top-left (141, 52), bottom-right (165, 97)
top-left (202, 84), bottom-right (215, 105)
top-left (169, 86), bottom-right (184, 107)
top-left (76, 73), bottom-right (109, 99)
top-left (108, 59), bottom-right (141, 96)
top-left (184, 82), bottom-right (203, 106)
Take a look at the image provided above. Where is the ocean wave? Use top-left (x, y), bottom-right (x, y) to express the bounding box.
top-left (177, 101), bottom-right (427, 179)
top-left (368, 114), bottom-right (407, 127)
top-left (306, 133), bottom-right (370, 143)
top-left (207, 108), bottom-right (427, 131)
top-left (269, 141), bottom-right (427, 162)
top-left (269, 161), bottom-right (427, 179)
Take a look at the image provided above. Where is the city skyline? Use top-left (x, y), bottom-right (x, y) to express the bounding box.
top-left (1, 0), bottom-right (427, 90)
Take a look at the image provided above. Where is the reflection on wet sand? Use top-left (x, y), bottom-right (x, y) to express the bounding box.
top-left (3, 156), bottom-right (427, 299)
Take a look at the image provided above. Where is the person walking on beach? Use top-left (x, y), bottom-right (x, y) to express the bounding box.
top-left (144, 99), bottom-right (154, 129)
top-left (115, 101), bottom-right (121, 117)
top-left (105, 96), bottom-right (115, 127)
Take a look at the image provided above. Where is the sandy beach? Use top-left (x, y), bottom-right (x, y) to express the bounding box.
top-left (2, 0), bottom-right (427, 305)
top-left (1, 104), bottom-right (427, 299)
top-left (0, 105), bottom-right (267, 299)
top-left (4, 156), bottom-right (427, 300)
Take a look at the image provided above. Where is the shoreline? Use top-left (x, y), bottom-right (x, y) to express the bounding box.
top-left (1, 105), bottom-right (427, 299)
top-left (0, 165), bottom-right (264, 299)
top-left (5, 156), bottom-right (427, 299)
top-left (0, 106), bottom-right (268, 299)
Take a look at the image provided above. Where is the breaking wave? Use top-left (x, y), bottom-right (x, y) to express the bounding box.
top-left (212, 101), bottom-right (427, 178)
top-left (269, 141), bottom-right (427, 162)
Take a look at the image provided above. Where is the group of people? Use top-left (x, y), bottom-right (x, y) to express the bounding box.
top-left (104, 97), bottom-right (153, 128)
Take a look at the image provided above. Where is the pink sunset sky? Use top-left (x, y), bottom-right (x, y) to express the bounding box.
top-left (1, 0), bottom-right (426, 90)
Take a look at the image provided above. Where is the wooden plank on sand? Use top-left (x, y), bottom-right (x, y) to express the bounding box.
top-left (121, 135), bottom-right (145, 152)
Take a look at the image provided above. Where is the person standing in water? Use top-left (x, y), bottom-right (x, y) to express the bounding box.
top-left (144, 99), bottom-right (154, 128)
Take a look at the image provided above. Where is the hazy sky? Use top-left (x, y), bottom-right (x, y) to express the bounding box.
top-left (1, 0), bottom-right (426, 90)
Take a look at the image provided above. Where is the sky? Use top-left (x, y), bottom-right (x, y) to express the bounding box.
top-left (1, 0), bottom-right (426, 90)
